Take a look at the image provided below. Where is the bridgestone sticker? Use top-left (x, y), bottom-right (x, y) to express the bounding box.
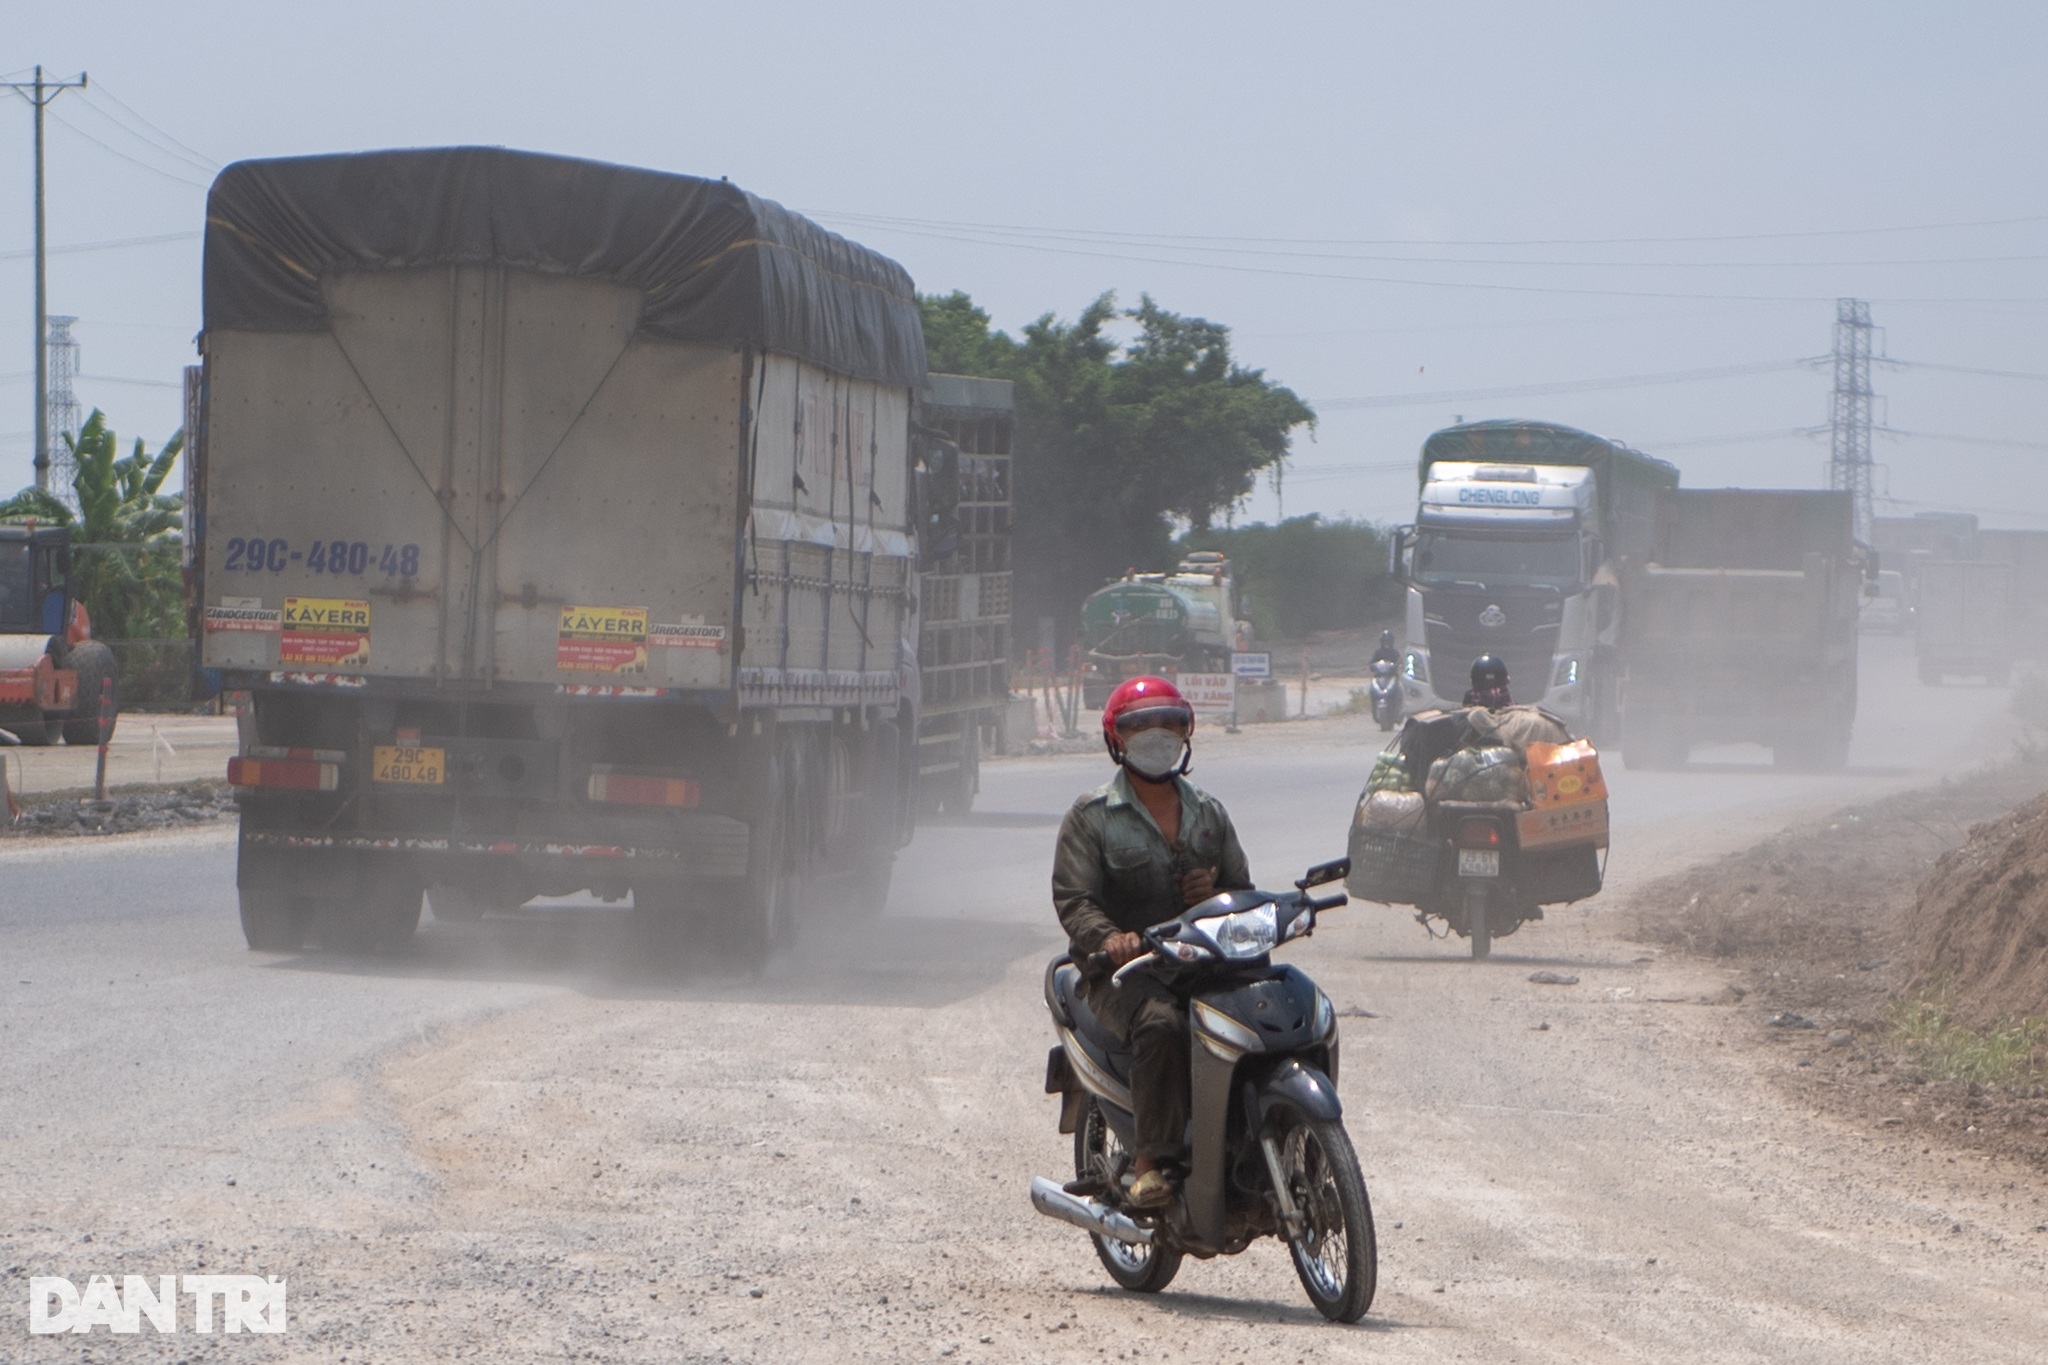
top-left (203, 604), bottom-right (282, 633)
top-left (280, 598), bottom-right (370, 667)
top-left (649, 622), bottom-right (726, 649)
top-left (557, 606), bottom-right (648, 673)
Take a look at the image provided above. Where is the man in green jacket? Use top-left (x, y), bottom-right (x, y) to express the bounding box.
top-left (1053, 676), bottom-right (1252, 1209)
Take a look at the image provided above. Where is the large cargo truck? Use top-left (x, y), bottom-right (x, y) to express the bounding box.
top-left (1621, 489), bottom-right (1862, 770)
top-left (193, 148), bottom-right (929, 958)
top-left (1390, 420), bottom-right (1677, 739)
top-left (911, 373), bottom-right (1013, 815)
top-left (1970, 528), bottom-right (2048, 666)
top-left (1914, 559), bottom-right (2016, 685)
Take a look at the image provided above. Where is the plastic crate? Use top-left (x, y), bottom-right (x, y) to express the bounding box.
top-left (1346, 825), bottom-right (1440, 906)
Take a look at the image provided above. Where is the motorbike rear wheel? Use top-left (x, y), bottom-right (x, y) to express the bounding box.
top-left (1466, 883), bottom-right (1492, 960)
top-left (1074, 1098), bottom-right (1182, 1293)
top-left (1280, 1118), bottom-right (1377, 1322)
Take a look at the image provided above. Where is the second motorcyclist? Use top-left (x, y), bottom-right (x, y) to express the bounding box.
top-left (1051, 676), bottom-right (1252, 1209)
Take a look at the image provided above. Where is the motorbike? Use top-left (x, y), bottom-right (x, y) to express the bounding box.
top-left (1367, 659), bottom-right (1403, 731)
top-left (1031, 858), bottom-right (1377, 1323)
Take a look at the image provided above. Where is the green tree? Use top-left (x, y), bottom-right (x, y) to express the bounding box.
top-left (921, 291), bottom-right (1313, 646)
top-left (0, 410), bottom-right (187, 701)
top-left (1179, 515), bottom-right (1400, 641)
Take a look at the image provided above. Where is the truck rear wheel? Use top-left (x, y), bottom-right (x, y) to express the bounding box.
top-left (239, 886), bottom-right (308, 951)
top-left (733, 741), bottom-right (805, 966)
top-left (59, 641), bottom-right (117, 746)
top-left (1, 709), bottom-right (55, 746)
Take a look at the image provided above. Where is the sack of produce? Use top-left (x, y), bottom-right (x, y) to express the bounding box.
top-left (1426, 744), bottom-right (1528, 804)
top-left (1466, 704), bottom-right (1573, 753)
top-left (1365, 748), bottom-right (1414, 794)
top-left (1353, 788), bottom-right (1426, 832)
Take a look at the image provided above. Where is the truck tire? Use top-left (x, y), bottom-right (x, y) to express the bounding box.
top-left (321, 870), bottom-right (423, 954)
top-left (239, 886), bottom-right (308, 951)
top-left (60, 641), bottom-right (117, 746)
top-left (733, 740), bottom-right (805, 966)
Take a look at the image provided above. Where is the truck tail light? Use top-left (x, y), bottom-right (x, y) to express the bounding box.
top-left (587, 767), bottom-right (700, 808)
top-left (228, 756), bottom-right (340, 792)
top-left (1456, 818), bottom-right (1501, 849)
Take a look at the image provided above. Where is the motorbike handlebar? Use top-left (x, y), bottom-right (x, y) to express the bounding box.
top-left (1307, 893), bottom-right (1347, 912)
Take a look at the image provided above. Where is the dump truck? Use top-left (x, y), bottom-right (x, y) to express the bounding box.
top-left (1621, 489), bottom-right (1862, 770)
top-left (1079, 552), bottom-right (1242, 707)
top-left (911, 373), bottom-right (1014, 815)
top-left (193, 147), bottom-right (932, 958)
top-left (0, 523), bottom-right (117, 746)
top-left (1390, 420), bottom-right (1677, 741)
top-left (1915, 559), bottom-right (2016, 685)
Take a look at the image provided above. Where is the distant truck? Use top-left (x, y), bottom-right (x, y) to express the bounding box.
top-left (1971, 528), bottom-right (2048, 667)
top-left (1080, 552), bottom-right (1242, 707)
top-left (1389, 420), bottom-right (1677, 740)
top-left (0, 523), bottom-right (116, 746)
top-left (912, 374), bottom-right (1014, 815)
top-left (1915, 560), bottom-right (2015, 685)
top-left (193, 147), bottom-right (935, 959)
top-left (1621, 489), bottom-right (1863, 770)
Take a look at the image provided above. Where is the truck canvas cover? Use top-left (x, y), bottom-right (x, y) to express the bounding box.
top-left (199, 148), bottom-right (919, 700)
top-left (204, 147), bottom-right (924, 387)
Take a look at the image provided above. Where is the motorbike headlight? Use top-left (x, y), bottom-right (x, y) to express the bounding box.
top-left (1192, 903), bottom-right (1280, 960)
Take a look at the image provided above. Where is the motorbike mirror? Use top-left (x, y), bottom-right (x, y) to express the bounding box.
top-left (1297, 857), bottom-right (1350, 890)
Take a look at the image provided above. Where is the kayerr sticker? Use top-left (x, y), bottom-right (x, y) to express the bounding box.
top-left (204, 598), bottom-right (282, 633)
top-left (649, 621), bottom-right (727, 649)
top-left (557, 606), bottom-right (648, 673)
top-left (280, 598), bottom-right (371, 667)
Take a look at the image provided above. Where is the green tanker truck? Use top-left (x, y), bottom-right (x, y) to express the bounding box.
top-left (1080, 551), bottom-right (1242, 706)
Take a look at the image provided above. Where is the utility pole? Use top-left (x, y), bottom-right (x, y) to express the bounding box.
top-left (1827, 297), bottom-right (1875, 542)
top-left (3, 65), bottom-right (89, 492)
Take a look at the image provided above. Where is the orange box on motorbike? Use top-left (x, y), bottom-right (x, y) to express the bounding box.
top-left (1516, 800), bottom-right (1609, 850)
top-left (1524, 739), bottom-right (1608, 808)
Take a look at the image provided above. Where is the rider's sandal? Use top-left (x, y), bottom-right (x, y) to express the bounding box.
top-left (1124, 1168), bottom-right (1175, 1210)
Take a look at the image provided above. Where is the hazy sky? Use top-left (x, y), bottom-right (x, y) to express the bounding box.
top-left (5, 2), bottom-right (2045, 527)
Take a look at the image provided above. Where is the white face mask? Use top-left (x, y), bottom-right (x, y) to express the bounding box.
top-left (1122, 728), bottom-right (1188, 781)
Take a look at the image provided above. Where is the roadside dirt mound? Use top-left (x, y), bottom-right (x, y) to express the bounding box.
top-left (1912, 793), bottom-right (2048, 1029)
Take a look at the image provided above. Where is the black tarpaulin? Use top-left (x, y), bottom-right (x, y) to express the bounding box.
top-left (203, 147), bottom-right (925, 387)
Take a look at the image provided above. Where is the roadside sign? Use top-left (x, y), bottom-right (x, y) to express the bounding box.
top-left (1179, 672), bottom-right (1236, 716)
top-left (1230, 652), bottom-right (1271, 679)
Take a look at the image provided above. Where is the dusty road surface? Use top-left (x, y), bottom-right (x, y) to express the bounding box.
top-left (6, 634), bottom-right (2048, 1362)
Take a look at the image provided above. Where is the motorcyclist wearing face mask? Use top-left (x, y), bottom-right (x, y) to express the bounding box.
top-left (1052, 676), bottom-right (1252, 1209)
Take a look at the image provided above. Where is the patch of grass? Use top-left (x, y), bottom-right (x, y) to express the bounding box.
top-left (1891, 982), bottom-right (2047, 1091)
top-left (1328, 687), bottom-right (1374, 717)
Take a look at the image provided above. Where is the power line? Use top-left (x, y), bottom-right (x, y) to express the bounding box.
top-left (828, 218), bottom-right (2048, 306)
top-left (75, 82), bottom-right (217, 173)
top-left (0, 230), bottom-right (200, 261)
top-left (817, 208), bottom-right (2048, 250)
top-left (1878, 428), bottom-right (2048, 453)
top-left (47, 109), bottom-right (209, 189)
top-left (1313, 357), bottom-right (1819, 410)
top-left (821, 213), bottom-right (2048, 269)
top-left (1883, 358), bottom-right (2048, 383)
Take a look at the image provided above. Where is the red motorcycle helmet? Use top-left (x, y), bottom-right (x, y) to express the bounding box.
top-left (1101, 675), bottom-right (1196, 763)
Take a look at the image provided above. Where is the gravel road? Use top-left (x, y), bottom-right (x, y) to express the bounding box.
top-left (5, 634), bottom-right (2046, 1362)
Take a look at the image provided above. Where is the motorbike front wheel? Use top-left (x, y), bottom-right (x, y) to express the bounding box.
top-left (1279, 1119), bottom-right (1377, 1323)
top-left (1074, 1098), bottom-right (1182, 1293)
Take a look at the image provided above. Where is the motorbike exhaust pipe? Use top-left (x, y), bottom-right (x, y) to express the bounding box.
top-left (1028, 1176), bottom-right (1154, 1246)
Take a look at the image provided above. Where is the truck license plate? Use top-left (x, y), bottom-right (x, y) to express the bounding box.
top-left (372, 745), bottom-right (445, 785)
top-left (1457, 848), bottom-right (1500, 878)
